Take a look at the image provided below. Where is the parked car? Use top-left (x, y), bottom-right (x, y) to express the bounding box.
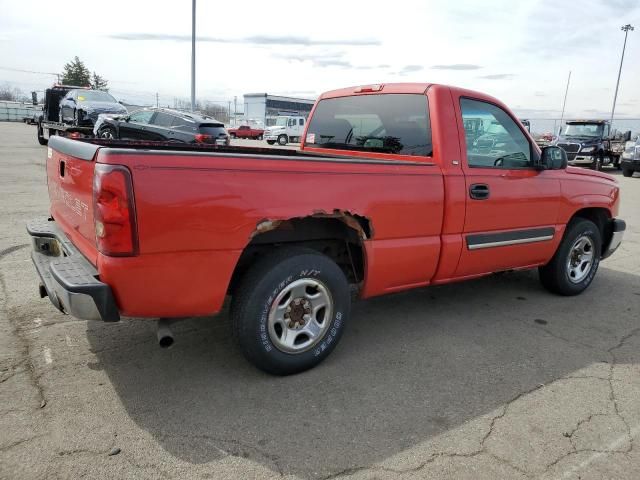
top-left (94, 108), bottom-right (230, 145)
top-left (264, 115), bottom-right (306, 145)
top-left (59, 89), bottom-right (127, 126)
top-left (621, 137), bottom-right (640, 177)
top-left (28, 82), bottom-right (625, 375)
top-left (228, 125), bottom-right (264, 140)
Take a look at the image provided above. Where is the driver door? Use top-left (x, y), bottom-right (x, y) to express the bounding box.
top-left (453, 96), bottom-right (562, 277)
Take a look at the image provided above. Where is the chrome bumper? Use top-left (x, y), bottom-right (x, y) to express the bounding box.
top-left (602, 218), bottom-right (626, 260)
top-left (27, 218), bottom-right (120, 322)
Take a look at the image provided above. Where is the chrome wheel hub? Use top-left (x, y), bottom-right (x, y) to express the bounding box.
top-left (566, 235), bottom-right (595, 283)
top-left (268, 278), bottom-right (333, 353)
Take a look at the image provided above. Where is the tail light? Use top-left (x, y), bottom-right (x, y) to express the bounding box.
top-left (93, 164), bottom-right (138, 256)
top-left (195, 133), bottom-right (211, 143)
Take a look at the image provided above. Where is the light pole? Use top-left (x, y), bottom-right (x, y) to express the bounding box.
top-left (610, 24), bottom-right (634, 130)
top-left (559, 70), bottom-right (571, 135)
top-left (190, 0), bottom-right (196, 112)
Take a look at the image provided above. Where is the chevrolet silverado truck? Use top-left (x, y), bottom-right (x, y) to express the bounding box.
top-left (227, 124), bottom-right (265, 140)
top-left (28, 83), bottom-right (626, 375)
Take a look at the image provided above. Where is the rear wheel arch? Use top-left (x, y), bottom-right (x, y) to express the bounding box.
top-left (228, 214), bottom-right (371, 296)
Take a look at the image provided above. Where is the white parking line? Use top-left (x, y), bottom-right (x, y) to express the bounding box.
top-left (43, 347), bottom-right (52, 365)
top-left (560, 424), bottom-right (639, 478)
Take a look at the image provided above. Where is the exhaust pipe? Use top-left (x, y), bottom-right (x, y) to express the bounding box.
top-left (157, 319), bottom-right (174, 349)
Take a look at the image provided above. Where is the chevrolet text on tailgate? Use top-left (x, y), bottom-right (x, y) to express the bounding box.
top-left (28, 83), bottom-right (626, 375)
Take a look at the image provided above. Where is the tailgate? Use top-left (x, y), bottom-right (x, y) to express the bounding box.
top-left (47, 136), bottom-right (100, 265)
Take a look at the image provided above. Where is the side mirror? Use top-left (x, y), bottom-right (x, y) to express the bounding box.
top-left (538, 146), bottom-right (568, 170)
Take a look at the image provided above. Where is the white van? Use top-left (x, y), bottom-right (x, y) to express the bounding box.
top-left (264, 116), bottom-right (306, 145)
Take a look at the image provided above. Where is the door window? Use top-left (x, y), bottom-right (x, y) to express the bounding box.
top-left (152, 112), bottom-right (174, 127)
top-left (460, 98), bottom-right (531, 169)
top-left (128, 110), bottom-right (154, 124)
top-left (299, 118), bottom-right (304, 126)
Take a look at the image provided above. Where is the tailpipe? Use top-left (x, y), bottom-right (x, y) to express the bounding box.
top-left (157, 319), bottom-right (174, 349)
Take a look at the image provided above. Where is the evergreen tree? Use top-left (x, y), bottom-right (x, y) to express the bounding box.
top-left (60, 56), bottom-right (92, 86)
top-left (90, 72), bottom-right (109, 91)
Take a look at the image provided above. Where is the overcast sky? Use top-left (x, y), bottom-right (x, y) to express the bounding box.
top-left (1, 0), bottom-right (639, 117)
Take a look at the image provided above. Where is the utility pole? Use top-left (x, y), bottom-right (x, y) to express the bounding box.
top-left (559, 70), bottom-right (571, 135)
top-left (190, 0), bottom-right (196, 112)
top-left (234, 96), bottom-right (237, 126)
top-left (228, 101), bottom-right (232, 125)
top-left (610, 24), bottom-right (634, 131)
top-left (156, 92), bottom-right (159, 108)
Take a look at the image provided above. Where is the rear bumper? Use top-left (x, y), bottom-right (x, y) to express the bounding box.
top-left (26, 218), bottom-right (120, 322)
top-left (602, 218), bottom-right (626, 260)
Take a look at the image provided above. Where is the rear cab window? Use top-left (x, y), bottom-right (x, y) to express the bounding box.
top-left (305, 94), bottom-right (432, 157)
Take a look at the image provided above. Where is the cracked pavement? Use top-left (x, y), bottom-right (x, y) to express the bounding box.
top-left (1, 122), bottom-right (639, 479)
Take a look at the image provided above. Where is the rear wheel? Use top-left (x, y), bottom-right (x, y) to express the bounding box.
top-left (37, 123), bottom-right (47, 146)
top-left (277, 134), bottom-right (288, 146)
top-left (539, 219), bottom-right (601, 296)
top-left (231, 247), bottom-right (350, 375)
top-left (257, 134), bottom-right (263, 140)
top-left (230, 133), bottom-right (236, 139)
top-left (622, 168), bottom-right (633, 177)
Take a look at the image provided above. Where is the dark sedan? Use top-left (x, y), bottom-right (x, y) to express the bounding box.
top-left (94, 108), bottom-right (230, 145)
top-left (59, 89), bottom-right (127, 126)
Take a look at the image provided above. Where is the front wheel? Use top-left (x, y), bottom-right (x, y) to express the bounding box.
top-left (37, 124), bottom-right (47, 145)
top-left (539, 219), bottom-right (601, 296)
top-left (98, 126), bottom-right (117, 139)
top-left (622, 168), bottom-right (633, 178)
top-left (593, 153), bottom-right (603, 171)
top-left (231, 247), bottom-right (350, 375)
top-left (277, 134), bottom-right (288, 146)
top-left (266, 140), bottom-right (275, 145)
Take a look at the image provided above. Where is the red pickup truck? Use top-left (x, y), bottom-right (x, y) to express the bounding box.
top-left (227, 124), bottom-right (265, 140)
top-left (28, 83), bottom-right (625, 375)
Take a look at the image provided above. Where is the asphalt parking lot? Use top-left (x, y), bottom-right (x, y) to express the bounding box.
top-left (1, 121), bottom-right (639, 479)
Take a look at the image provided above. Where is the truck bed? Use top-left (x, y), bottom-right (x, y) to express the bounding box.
top-left (47, 135), bottom-right (444, 318)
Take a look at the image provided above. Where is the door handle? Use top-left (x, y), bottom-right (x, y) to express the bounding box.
top-left (469, 183), bottom-right (490, 200)
top-left (59, 160), bottom-right (65, 177)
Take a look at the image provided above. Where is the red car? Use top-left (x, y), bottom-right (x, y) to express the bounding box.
top-left (28, 82), bottom-right (625, 374)
top-left (227, 124), bottom-right (264, 140)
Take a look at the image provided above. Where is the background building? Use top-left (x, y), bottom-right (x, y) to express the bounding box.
top-left (243, 93), bottom-right (315, 127)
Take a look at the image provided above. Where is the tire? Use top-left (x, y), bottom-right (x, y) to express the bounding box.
top-left (277, 134), bottom-right (288, 146)
top-left (230, 133), bottom-right (236, 139)
top-left (257, 134), bottom-right (263, 141)
top-left (97, 126), bottom-right (117, 140)
top-left (539, 219), bottom-right (601, 296)
top-left (37, 124), bottom-right (47, 146)
top-left (266, 140), bottom-right (276, 145)
top-left (622, 168), bottom-right (633, 178)
top-left (593, 152), bottom-right (603, 171)
top-left (231, 247), bottom-right (350, 375)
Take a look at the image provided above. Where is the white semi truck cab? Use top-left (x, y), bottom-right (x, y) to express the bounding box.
top-left (264, 116), bottom-right (306, 145)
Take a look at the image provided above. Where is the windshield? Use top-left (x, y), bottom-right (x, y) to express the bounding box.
top-left (486, 122), bottom-right (507, 135)
top-left (76, 90), bottom-right (117, 102)
top-left (306, 94), bottom-right (431, 156)
top-left (275, 117), bottom-right (288, 127)
top-left (562, 123), bottom-right (603, 137)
